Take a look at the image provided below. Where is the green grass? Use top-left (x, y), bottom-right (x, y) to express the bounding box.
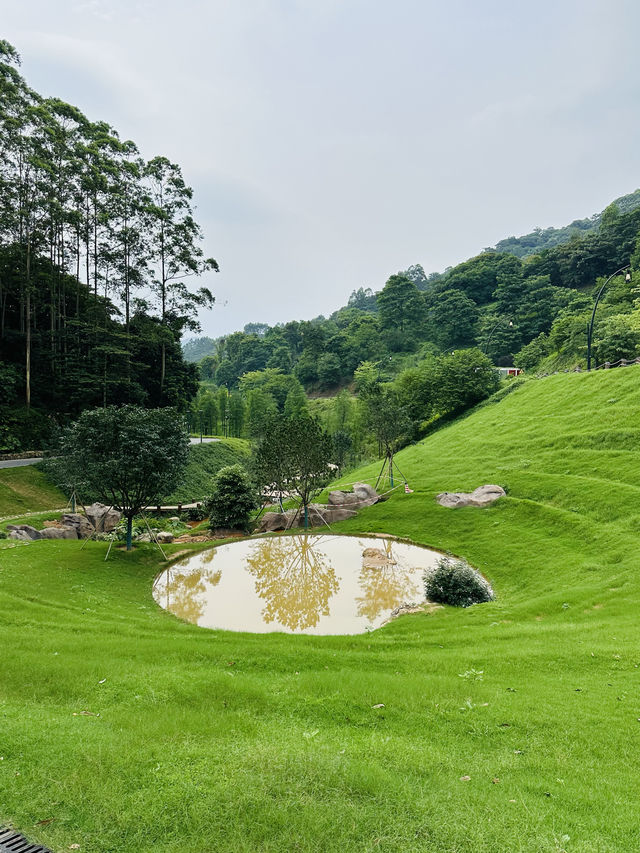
top-left (0, 465), bottom-right (66, 518)
top-left (165, 438), bottom-right (250, 503)
top-left (3, 368), bottom-right (640, 850)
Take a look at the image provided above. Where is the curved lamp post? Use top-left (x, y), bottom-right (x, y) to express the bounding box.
top-left (586, 265), bottom-right (632, 371)
top-left (482, 318), bottom-right (513, 355)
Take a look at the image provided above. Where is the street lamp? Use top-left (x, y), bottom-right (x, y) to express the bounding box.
top-left (586, 265), bottom-right (631, 371)
top-left (482, 318), bottom-right (513, 355)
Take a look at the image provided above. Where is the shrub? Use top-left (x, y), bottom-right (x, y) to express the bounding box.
top-left (204, 464), bottom-right (258, 532)
top-left (424, 556), bottom-right (494, 607)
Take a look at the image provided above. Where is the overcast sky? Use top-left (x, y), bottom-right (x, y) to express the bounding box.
top-left (3, 0), bottom-right (640, 338)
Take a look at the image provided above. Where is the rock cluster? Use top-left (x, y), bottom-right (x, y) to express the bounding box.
top-left (7, 503), bottom-right (122, 542)
top-left (436, 485), bottom-right (506, 509)
top-left (255, 483), bottom-right (382, 533)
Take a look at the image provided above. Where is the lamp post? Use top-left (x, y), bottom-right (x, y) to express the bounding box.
top-left (482, 318), bottom-right (513, 355)
top-left (586, 265), bottom-right (631, 371)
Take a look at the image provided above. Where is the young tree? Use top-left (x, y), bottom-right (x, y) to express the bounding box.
top-left (57, 405), bottom-right (189, 549)
top-left (252, 413), bottom-right (333, 528)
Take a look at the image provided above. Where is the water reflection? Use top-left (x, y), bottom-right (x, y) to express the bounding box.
top-left (155, 559), bottom-right (222, 624)
top-left (245, 535), bottom-right (339, 630)
top-left (356, 540), bottom-right (421, 621)
top-left (153, 534), bottom-right (442, 635)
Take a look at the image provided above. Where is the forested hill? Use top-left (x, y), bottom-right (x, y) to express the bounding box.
top-left (189, 191), bottom-right (640, 393)
top-left (0, 41), bottom-right (216, 451)
top-left (492, 189), bottom-right (640, 258)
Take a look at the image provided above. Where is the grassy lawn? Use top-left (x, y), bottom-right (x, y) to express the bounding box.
top-left (2, 368), bottom-right (640, 850)
top-left (0, 465), bottom-right (66, 518)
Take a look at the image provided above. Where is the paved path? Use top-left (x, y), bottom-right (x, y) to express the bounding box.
top-left (189, 437), bottom-right (220, 444)
top-left (0, 457), bottom-right (43, 469)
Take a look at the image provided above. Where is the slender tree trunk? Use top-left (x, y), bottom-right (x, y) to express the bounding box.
top-left (126, 515), bottom-right (133, 551)
top-left (25, 241), bottom-right (31, 410)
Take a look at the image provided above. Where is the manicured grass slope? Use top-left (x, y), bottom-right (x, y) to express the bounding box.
top-left (0, 465), bottom-right (66, 517)
top-left (166, 438), bottom-right (250, 502)
top-left (2, 370), bottom-right (640, 851)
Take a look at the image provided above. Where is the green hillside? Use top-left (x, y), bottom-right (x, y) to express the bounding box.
top-left (0, 465), bottom-right (67, 517)
top-left (164, 438), bottom-right (250, 502)
top-left (2, 369), bottom-right (640, 850)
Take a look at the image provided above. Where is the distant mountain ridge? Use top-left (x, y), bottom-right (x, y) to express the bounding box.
top-left (491, 188), bottom-right (640, 258)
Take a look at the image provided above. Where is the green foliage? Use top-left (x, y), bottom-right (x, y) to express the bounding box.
top-left (433, 349), bottom-right (499, 415)
top-left (55, 405), bottom-right (189, 548)
top-left (252, 413), bottom-right (333, 514)
top-left (377, 274), bottom-right (426, 351)
top-left (204, 464), bottom-right (258, 532)
top-left (424, 556), bottom-right (495, 607)
top-left (594, 315), bottom-right (640, 364)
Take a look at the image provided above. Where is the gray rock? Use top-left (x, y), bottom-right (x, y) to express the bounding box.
top-left (328, 482), bottom-right (379, 509)
top-left (436, 484), bottom-right (506, 509)
top-left (85, 503), bottom-right (121, 533)
top-left (40, 526), bottom-right (78, 540)
top-left (6, 524), bottom-right (41, 540)
top-left (61, 513), bottom-right (95, 539)
top-left (167, 516), bottom-right (180, 522)
top-left (156, 531), bottom-right (174, 544)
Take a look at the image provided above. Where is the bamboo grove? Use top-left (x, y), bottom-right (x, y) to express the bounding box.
top-left (0, 41), bottom-right (217, 449)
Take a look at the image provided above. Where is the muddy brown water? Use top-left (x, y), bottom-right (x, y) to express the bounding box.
top-left (153, 534), bottom-right (442, 635)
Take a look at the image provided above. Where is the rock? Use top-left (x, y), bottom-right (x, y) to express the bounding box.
top-left (156, 531), bottom-right (174, 544)
top-left (362, 546), bottom-right (397, 569)
top-left (40, 526), bottom-right (78, 540)
top-left (436, 484), bottom-right (506, 509)
top-left (85, 503), bottom-right (121, 533)
top-left (6, 524), bottom-right (41, 540)
top-left (256, 511), bottom-right (295, 533)
top-left (168, 516), bottom-right (180, 522)
top-left (61, 513), bottom-right (95, 539)
top-left (137, 533), bottom-right (151, 543)
top-left (328, 482), bottom-right (379, 509)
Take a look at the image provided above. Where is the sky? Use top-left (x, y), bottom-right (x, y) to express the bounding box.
top-left (3, 0), bottom-right (640, 339)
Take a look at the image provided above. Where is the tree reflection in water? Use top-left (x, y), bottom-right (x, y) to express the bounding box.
top-left (356, 540), bottom-right (421, 621)
top-left (245, 535), bottom-right (339, 630)
top-left (154, 548), bottom-right (221, 625)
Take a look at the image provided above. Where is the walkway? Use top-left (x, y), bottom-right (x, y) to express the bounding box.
top-left (0, 457), bottom-right (43, 469)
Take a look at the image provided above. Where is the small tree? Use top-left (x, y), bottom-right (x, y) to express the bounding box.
top-left (360, 382), bottom-right (410, 488)
top-left (205, 464), bottom-right (257, 532)
top-left (252, 413), bottom-right (333, 528)
top-left (57, 405), bottom-right (189, 550)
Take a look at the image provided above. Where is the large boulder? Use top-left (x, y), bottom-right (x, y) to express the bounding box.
top-left (85, 503), bottom-right (121, 533)
top-left (328, 482), bottom-right (379, 509)
top-left (61, 513), bottom-right (95, 539)
top-left (436, 484), bottom-right (506, 509)
top-left (40, 526), bottom-right (78, 540)
top-left (6, 524), bottom-right (41, 541)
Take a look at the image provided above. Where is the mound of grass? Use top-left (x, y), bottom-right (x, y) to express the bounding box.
top-left (164, 438), bottom-right (250, 503)
top-left (0, 464), bottom-right (66, 517)
top-left (3, 368), bottom-right (640, 850)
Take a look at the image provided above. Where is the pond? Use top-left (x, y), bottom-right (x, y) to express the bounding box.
top-left (153, 534), bottom-right (443, 635)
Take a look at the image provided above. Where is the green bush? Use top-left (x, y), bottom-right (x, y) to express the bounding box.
top-left (424, 556), bottom-right (494, 607)
top-left (204, 464), bottom-right (258, 532)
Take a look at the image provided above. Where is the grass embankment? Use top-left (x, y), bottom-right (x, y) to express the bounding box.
top-left (165, 438), bottom-right (250, 503)
top-left (0, 465), bottom-right (66, 518)
top-left (2, 369), bottom-right (640, 850)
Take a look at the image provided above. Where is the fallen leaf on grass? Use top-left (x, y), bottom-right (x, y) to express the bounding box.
top-left (371, 703), bottom-right (385, 709)
top-left (72, 711), bottom-right (100, 717)
top-left (492, 778), bottom-right (500, 784)
top-left (460, 775), bottom-right (471, 782)
top-left (98, 678), bottom-right (106, 684)
top-left (69, 846), bottom-right (80, 850)
top-left (35, 818), bottom-right (56, 826)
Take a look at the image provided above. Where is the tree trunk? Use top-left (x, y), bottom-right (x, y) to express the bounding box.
top-left (126, 515), bottom-right (133, 551)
